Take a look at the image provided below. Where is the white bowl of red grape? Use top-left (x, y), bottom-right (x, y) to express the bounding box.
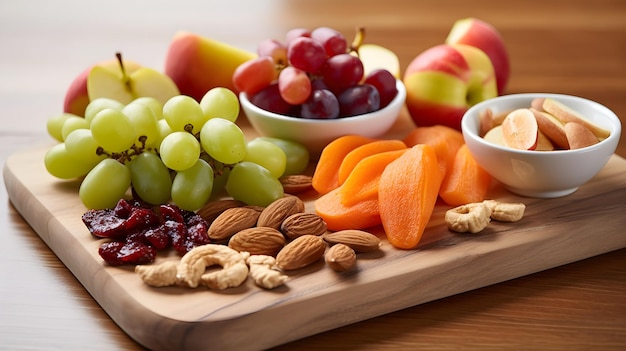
top-left (236, 27), bottom-right (406, 156)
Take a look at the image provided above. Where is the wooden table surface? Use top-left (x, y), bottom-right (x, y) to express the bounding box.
top-left (1, 0), bottom-right (625, 350)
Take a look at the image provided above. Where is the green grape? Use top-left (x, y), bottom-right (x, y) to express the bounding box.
top-left (44, 143), bottom-right (96, 179)
top-left (159, 131), bottom-right (200, 171)
top-left (200, 87), bottom-right (240, 123)
top-left (163, 95), bottom-right (204, 133)
top-left (155, 119), bottom-right (173, 150)
top-left (243, 138), bottom-right (286, 178)
top-left (131, 96), bottom-right (163, 120)
top-left (129, 151), bottom-right (172, 205)
top-left (84, 98), bottom-right (124, 124)
top-left (122, 102), bottom-right (160, 148)
top-left (79, 158), bottom-right (131, 209)
top-left (207, 160), bottom-right (231, 198)
top-left (47, 113), bottom-right (76, 142)
top-left (256, 137), bottom-right (310, 175)
top-left (64, 129), bottom-right (107, 167)
top-left (226, 161), bottom-right (283, 207)
top-left (171, 159), bottom-right (214, 211)
top-left (200, 118), bottom-right (247, 164)
top-left (61, 115), bottom-right (89, 141)
top-left (90, 108), bottom-right (137, 153)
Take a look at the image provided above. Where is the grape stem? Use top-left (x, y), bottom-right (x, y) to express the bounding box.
top-left (96, 136), bottom-right (150, 164)
top-left (350, 27), bottom-right (366, 54)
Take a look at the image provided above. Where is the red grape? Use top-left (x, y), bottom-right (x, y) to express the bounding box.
top-left (278, 66), bottom-right (312, 105)
top-left (364, 69), bottom-right (398, 108)
top-left (300, 89), bottom-right (340, 119)
top-left (257, 39), bottom-right (288, 66)
top-left (321, 53), bottom-right (364, 94)
top-left (287, 37), bottom-right (327, 73)
top-left (250, 84), bottom-right (293, 115)
top-left (338, 84), bottom-right (380, 117)
top-left (285, 28), bottom-right (311, 45)
top-left (311, 26), bottom-right (348, 57)
top-left (232, 56), bottom-right (277, 95)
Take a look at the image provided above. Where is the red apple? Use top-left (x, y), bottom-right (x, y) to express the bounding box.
top-left (403, 44), bottom-right (498, 130)
top-left (445, 17), bottom-right (510, 95)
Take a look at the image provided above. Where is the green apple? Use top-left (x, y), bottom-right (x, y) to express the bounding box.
top-left (87, 53), bottom-right (180, 106)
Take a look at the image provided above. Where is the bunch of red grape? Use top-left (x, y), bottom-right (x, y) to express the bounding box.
top-left (233, 27), bottom-right (398, 119)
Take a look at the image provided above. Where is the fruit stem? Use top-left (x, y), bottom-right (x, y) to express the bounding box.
top-left (350, 27), bottom-right (366, 54)
top-left (116, 52), bottom-right (132, 90)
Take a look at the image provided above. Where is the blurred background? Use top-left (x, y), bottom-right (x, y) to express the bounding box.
top-left (2, 0), bottom-right (624, 138)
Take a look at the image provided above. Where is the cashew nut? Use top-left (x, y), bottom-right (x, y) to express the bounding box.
top-left (177, 244), bottom-right (250, 289)
top-left (135, 261), bottom-right (178, 287)
top-left (482, 200), bottom-right (526, 222)
top-left (246, 255), bottom-right (288, 289)
top-left (445, 203), bottom-right (492, 233)
top-left (136, 245), bottom-right (250, 290)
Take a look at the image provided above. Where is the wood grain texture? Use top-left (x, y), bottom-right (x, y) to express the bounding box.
top-left (4, 135), bottom-right (626, 350)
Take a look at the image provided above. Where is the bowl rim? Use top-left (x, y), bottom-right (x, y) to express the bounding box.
top-left (239, 79), bottom-right (406, 125)
top-left (461, 93), bottom-right (622, 155)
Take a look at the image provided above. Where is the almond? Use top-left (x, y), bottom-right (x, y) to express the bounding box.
top-left (228, 227), bottom-right (286, 256)
top-left (276, 234), bottom-right (326, 270)
top-left (196, 199), bottom-right (245, 224)
top-left (207, 207), bottom-right (261, 242)
top-left (280, 212), bottom-right (327, 239)
top-left (323, 230), bottom-right (381, 253)
top-left (257, 195), bottom-right (305, 229)
top-left (325, 243), bottom-right (357, 272)
top-left (280, 174), bottom-right (313, 194)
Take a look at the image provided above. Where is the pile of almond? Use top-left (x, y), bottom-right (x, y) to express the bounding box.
top-left (480, 97), bottom-right (610, 151)
top-left (196, 195), bottom-right (382, 274)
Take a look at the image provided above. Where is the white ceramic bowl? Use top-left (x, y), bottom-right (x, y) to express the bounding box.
top-left (461, 93), bottom-right (621, 198)
top-left (240, 80), bottom-right (406, 157)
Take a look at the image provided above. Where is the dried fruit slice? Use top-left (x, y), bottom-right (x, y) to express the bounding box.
top-left (530, 108), bottom-right (569, 149)
top-left (564, 122), bottom-right (599, 149)
top-left (312, 135), bottom-right (375, 194)
top-left (403, 124), bottom-right (464, 178)
top-left (378, 144), bottom-right (442, 249)
top-left (338, 149), bottom-right (407, 206)
top-left (337, 139), bottom-right (407, 185)
top-left (439, 144), bottom-right (492, 206)
top-left (542, 98), bottom-right (610, 140)
top-left (501, 108), bottom-right (538, 150)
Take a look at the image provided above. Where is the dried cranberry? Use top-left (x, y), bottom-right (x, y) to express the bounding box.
top-left (82, 209), bottom-right (127, 239)
top-left (143, 226), bottom-right (170, 250)
top-left (158, 203), bottom-right (185, 224)
top-left (98, 240), bottom-right (156, 266)
top-left (186, 215), bottom-right (210, 246)
top-left (164, 220), bottom-right (189, 254)
top-left (124, 208), bottom-right (160, 232)
top-left (113, 199), bottom-right (133, 219)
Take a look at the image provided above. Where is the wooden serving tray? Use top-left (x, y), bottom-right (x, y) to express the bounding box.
top-left (4, 123), bottom-right (626, 350)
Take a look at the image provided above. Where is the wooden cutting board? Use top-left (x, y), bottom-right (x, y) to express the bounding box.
top-left (4, 133), bottom-right (626, 350)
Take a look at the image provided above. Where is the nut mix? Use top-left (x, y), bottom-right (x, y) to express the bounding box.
top-left (85, 177), bottom-right (528, 292)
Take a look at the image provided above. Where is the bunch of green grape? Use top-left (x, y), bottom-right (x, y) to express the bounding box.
top-left (45, 87), bottom-right (310, 211)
